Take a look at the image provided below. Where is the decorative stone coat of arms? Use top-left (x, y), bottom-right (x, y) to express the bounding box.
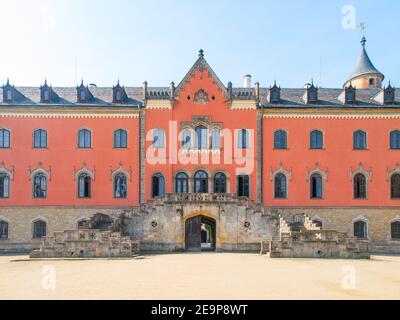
top-left (194, 89), bottom-right (209, 104)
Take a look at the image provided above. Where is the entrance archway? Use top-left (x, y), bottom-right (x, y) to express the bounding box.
top-left (185, 216), bottom-right (216, 252)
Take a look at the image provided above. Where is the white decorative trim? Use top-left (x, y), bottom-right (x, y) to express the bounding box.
top-left (263, 110), bottom-right (400, 119)
top-left (269, 163), bottom-right (292, 181)
top-left (29, 162), bottom-right (51, 181)
top-left (230, 100), bottom-right (257, 110)
top-left (109, 163), bottom-right (132, 182)
top-left (350, 163), bottom-right (372, 181)
top-left (386, 163), bottom-right (400, 182)
top-left (0, 216), bottom-right (11, 223)
top-left (145, 100), bottom-right (172, 110)
top-left (0, 109), bottom-right (139, 119)
top-left (31, 215), bottom-right (49, 224)
top-left (0, 162), bottom-right (14, 180)
top-left (311, 215), bottom-right (325, 228)
top-left (389, 215), bottom-right (400, 224)
top-left (74, 163), bottom-right (95, 181)
top-left (306, 163), bottom-right (328, 182)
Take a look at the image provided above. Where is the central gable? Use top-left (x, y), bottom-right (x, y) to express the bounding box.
top-left (175, 50), bottom-right (228, 100)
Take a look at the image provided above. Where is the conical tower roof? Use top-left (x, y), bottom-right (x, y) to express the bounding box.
top-left (346, 37), bottom-right (384, 83)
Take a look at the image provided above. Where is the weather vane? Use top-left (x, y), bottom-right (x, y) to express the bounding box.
top-left (359, 22), bottom-right (366, 37)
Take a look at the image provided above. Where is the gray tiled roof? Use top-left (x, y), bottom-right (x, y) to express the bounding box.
top-left (0, 86), bottom-right (399, 108)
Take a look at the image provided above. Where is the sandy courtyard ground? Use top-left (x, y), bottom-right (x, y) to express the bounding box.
top-left (0, 253), bottom-right (399, 300)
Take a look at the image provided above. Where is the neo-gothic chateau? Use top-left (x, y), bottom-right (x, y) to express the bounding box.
top-left (1, 37), bottom-right (400, 254)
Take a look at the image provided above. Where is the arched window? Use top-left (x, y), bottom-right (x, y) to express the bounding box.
top-left (310, 130), bottom-right (323, 149)
top-left (114, 173), bottom-right (127, 198)
top-left (114, 129), bottom-right (127, 148)
top-left (33, 173), bottom-right (47, 198)
top-left (33, 220), bottom-right (47, 239)
top-left (354, 173), bottom-right (367, 199)
top-left (80, 90), bottom-right (86, 101)
top-left (152, 128), bottom-right (165, 148)
top-left (0, 129), bottom-right (10, 148)
top-left (274, 130), bottom-right (287, 149)
top-left (354, 220), bottom-right (367, 239)
top-left (181, 128), bottom-right (193, 150)
top-left (238, 129), bottom-right (249, 149)
top-left (211, 129), bottom-right (221, 150)
top-left (391, 221), bottom-right (400, 240)
top-left (196, 126), bottom-right (208, 150)
top-left (33, 129), bottom-right (47, 148)
top-left (237, 175), bottom-right (249, 197)
top-left (6, 90), bottom-right (12, 101)
top-left (43, 90), bottom-right (50, 101)
top-left (214, 172), bottom-right (227, 193)
top-left (0, 173), bottom-right (10, 198)
top-left (115, 90), bottom-right (122, 102)
top-left (390, 130), bottom-right (400, 149)
top-left (310, 173), bottom-right (323, 199)
top-left (152, 173), bottom-right (165, 198)
top-left (78, 173), bottom-right (91, 198)
top-left (78, 129), bottom-right (91, 148)
top-left (353, 130), bottom-right (367, 150)
top-left (194, 171), bottom-right (208, 193)
top-left (312, 219), bottom-right (323, 229)
top-left (175, 172), bottom-right (188, 193)
top-left (274, 173), bottom-right (287, 199)
top-left (391, 174), bottom-right (400, 199)
top-left (0, 220), bottom-right (8, 239)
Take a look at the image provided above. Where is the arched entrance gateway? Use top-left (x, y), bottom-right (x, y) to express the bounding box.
top-left (185, 216), bottom-right (216, 252)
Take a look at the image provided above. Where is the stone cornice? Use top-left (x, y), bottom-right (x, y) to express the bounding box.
top-left (0, 108), bottom-right (140, 119)
top-left (263, 108), bottom-right (400, 119)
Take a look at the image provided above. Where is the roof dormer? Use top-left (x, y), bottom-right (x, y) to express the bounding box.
top-left (113, 80), bottom-right (127, 104)
top-left (76, 80), bottom-right (94, 103)
top-left (40, 79), bottom-right (57, 103)
top-left (268, 81), bottom-right (281, 104)
top-left (2, 79), bottom-right (15, 103)
top-left (303, 81), bottom-right (318, 104)
top-left (339, 84), bottom-right (356, 105)
top-left (372, 82), bottom-right (396, 105)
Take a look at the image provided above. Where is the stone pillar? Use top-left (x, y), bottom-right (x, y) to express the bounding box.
top-left (139, 111), bottom-right (146, 204)
top-left (256, 111), bottom-right (263, 204)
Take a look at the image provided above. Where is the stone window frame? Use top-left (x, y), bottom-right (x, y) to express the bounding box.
top-left (212, 170), bottom-right (230, 194)
top-left (32, 128), bottom-right (48, 149)
top-left (350, 164), bottom-right (372, 200)
top-left (353, 129), bottom-right (368, 150)
top-left (74, 164), bottom-right (95, 199)
top-left (0, 216), bottom-right (10, 240)
top-left (352, 215), bottom-right (369, 240)
top-left (113, 128), bottom-right (128, 149)
top-left (77, 128), bottom-right (92, 149)
top-left (0, 163), bottom-right (13, 199)
top-left (270, 164), bottom-right (292, 200)
top-left (306, 165), bottom-right (328, 200)
top-left (309, 129), bottom-right (325, 150)
top-left (311, 215), bottom-right (325, 229)
top-left (273, 129), bottom-right (288, 150)
top-left (386, 164), bottom-right (400, 200)
top-left (173, 170), bottom-right (191, 194)
top-left (0, 128), bottom-right (11, 148)
top-left (389, 216), bottom-right (400, 241)
top-left (31, 216), bottom-right (49, 240)
top-left (151, 172), bottom-right (166, 198)
top-left (29, 166), bottom-right (51, 199)
top-left (110, 164), bottom-right (132, 199)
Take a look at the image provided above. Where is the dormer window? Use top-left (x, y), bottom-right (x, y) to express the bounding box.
top-left (43, 90), bottom-right (49, 101)
top-left (304, 82), bottom-right (318, 104)
top-left (2, 80), bottom-right (14, 103)
top-left (369, 78), bottom-right (375, 87)
top-left (76, 81), bottom-right (93, 103)
top-left (268, 82), bottom-right (281, 104)
top-left (112, 81), bottom-right (127, 104)
top-left (40, 80), bottom-right (57, 103)
top-left (344, 85), bottom-right (356, 104)
top-left (384, 84), bottom-right (395, 105)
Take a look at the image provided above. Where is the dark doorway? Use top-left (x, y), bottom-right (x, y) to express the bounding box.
top-left (185, 216), bottom-right (216, 252)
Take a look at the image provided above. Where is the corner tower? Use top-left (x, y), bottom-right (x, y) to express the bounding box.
top-left (344, 37), bottom-right (384, 89)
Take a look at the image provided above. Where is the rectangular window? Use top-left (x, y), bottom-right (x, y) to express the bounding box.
top-left (153, 129), bottom-right (165, 148)
top-left (238, 129), bottom-right (248, 149)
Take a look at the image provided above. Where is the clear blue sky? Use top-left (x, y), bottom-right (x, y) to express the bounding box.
top-left (1, 0), bottom-right (399, 88)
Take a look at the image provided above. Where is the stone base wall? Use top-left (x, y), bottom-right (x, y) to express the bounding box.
top-left (271, 207), bottom-right (400, 253)
top-left (1, 205), bottom-right (400, 254)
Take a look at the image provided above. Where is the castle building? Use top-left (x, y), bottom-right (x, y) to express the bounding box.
top-left (0, 38), bottom-right (400, 253)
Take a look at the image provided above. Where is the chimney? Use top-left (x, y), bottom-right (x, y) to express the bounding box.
top-left (243, 75), bottom-right (252, 88)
